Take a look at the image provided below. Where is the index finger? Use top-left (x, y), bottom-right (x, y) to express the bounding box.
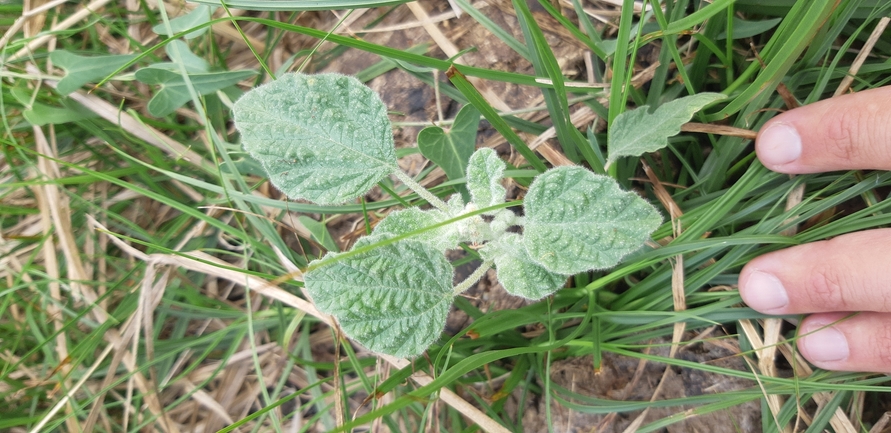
top-left (756, 86), bottom-right (891, 173)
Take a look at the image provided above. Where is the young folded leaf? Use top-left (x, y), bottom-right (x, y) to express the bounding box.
top-left (481, 233), bottom-right (568, 299)
top-left (304, 239), bottom-right (454, 358)
top-left (234, 73), bottom-right (398, 205)
top-left (523, 166), bottom-right (662, 275)
top-left (607, 92), bottom-right (726, 164)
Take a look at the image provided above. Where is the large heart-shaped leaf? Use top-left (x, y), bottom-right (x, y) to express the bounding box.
top-left (523, 166), bottom-right (662, 275)
top-left (304, 240), bottom-right (454, 358)
top-left (234, 73), bottom-right (398, 205)
top-left (418, 104), bottom-right (480, 199)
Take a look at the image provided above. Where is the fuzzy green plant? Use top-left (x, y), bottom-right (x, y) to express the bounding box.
top-left (233, 72), bottom-right (724, 357)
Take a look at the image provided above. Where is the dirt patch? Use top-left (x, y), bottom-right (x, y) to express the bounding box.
top-left (513, 337), bottom-right (762, 432)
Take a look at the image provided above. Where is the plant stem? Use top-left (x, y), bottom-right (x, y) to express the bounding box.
top-left (452, 260), bottom-right (494, 296)
top-left (392, 169), bottom-right (450, 211)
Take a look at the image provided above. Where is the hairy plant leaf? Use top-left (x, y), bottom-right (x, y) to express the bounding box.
top-left (135, 67), bottom-right (256, 117)
top-left (607, 93), bottom-right (726, 163)
top-left (371, 207), bottom-right (460, 252)
top-left (418, 104), bottom-right (480, 199)
top-left (234, 73), bottom-right (398, 205)
top-left (304, 240), bottom-right (454, 357)
top-left (49, 50), bottom-right (137, 95)
top-left (482, 234), bottom-right (567, 299)
top-left (466, 148), bottom-right (506, 210)
top-left (523, 166), bottom-right (662, 275)
top-left (152, 5), bottom-right (214, 39)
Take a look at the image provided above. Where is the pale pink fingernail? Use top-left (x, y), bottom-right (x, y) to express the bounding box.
top-left (800, 321), bottom-right (849, 363)
top-left (742, 270), bottom-right (789, 313)
top-left (758, 123), bottom-right (802, 166)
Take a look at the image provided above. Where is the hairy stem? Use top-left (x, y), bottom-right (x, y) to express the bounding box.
top-left (453, 260), bottom-right (494, 296)
top-left (392, 169), bottom-right (450, 211)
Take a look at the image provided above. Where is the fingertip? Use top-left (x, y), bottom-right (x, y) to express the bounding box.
top-left (797, 315), bottom-right (851, 368)
top-left (755, 86), bottom-right (891, 173)
top-left (739, 258), bottom-right (790, 314)
top-left (756, 121), bottom-right (802, 171)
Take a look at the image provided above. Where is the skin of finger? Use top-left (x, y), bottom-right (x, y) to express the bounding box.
top-left (756, 86), bottom-right (891, 173)
top-left (739, 229), bottom-right (891, 315)
top-left (798, 312), bottom-right (891, 372)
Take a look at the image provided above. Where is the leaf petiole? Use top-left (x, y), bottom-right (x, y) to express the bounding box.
top-left (453, 260), bottom-right (494, 296)
top-left (392, 169), bottom-right (450, 211)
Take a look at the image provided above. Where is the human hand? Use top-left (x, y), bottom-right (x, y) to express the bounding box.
top-left (739, 86), bottom-right (891, 372)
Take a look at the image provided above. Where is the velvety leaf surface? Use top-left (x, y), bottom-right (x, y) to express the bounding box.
top-left (371, 207), bottom-right (460, 252)
top-left (482, 233), bottom-right (567, 299)
top-left (523, 166), bottom-right (662, 275)
top-left (234, 73), bottom-right (398, 205)
top-left (304, 240), bottom-right (454, 358)
top-left (466, 148), bottom-right (506, 210)
top-left (607, 93), bottom-right (726, 163)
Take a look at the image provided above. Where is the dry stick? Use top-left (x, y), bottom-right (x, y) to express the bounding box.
top-left (31, 126), bottom-right (110, 324)
top-left (33, 121), bottom-right (81, 433)
top-left (0, 0), bottom-right (68, 50)
top-left (619, 358), bottom-right (673, 433)
top-left (620, 163), bottom-right (689, 431)
top-left (834, 16), bottom-right (890, 97)
top-left (869, 412), bottom-right (891, 433)
top-left (642, 162), bottom-right (686, 357)
top-left (28, 344), bottom-right (117, 433)
top-left (37, 75), bottom-right (218, 173)
top-left (8, 0), bottom-right (115, 61)
top-left (23, 0), bottom-right (52, 38)
top-left (29, 178), bottom-right (79, 433)
top-left (680, 122), bottom-right (757, 140)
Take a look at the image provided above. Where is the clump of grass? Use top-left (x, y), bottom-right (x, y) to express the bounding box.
top-left (2, 1), bottom-right (891, 432)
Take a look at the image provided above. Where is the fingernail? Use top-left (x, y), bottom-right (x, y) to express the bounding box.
top-left (742, 271), bottom-right (789, 313)
top-left (758, 122), bottom-right (802, 166)
top-left (801, 322), bottom-right (849, 363)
